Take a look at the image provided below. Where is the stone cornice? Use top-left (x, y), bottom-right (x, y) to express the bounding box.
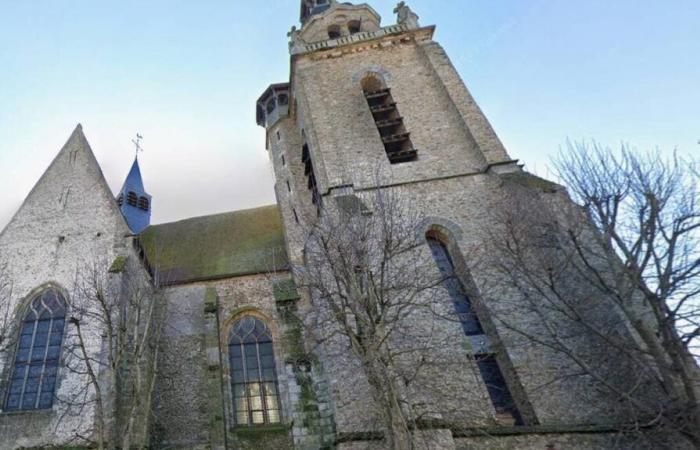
top-left (291, 24), bottom-right (436, 59)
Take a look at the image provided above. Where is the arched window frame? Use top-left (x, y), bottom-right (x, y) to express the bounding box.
top-left (327, 24), bottom-right (342, 39)
top-left (3, 288), bottom-right (67, 412)
top-left (226, 314), bottom-right (282, 427)
top-left (425, 229), bottom-right (525, 425)
top-left (361, 72), bottom-right (417, 164)
top-left (348, 20), bottom-right (362, 34)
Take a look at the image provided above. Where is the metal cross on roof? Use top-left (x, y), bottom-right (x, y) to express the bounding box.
top-left (132, 133), bottom-right (144, 159)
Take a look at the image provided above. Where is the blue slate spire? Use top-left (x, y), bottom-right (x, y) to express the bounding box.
top-left (117, 157), bottom-right (151, 234)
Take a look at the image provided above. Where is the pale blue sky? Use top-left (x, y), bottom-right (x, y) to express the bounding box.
top-left (1, 0), bottom-right (698, 228)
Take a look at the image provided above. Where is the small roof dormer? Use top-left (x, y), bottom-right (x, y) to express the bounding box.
top-left (117, 157), bottom-right (152, 234)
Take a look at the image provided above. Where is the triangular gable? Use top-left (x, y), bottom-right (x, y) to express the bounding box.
top-left (0, 124), bottom-right (130, 241)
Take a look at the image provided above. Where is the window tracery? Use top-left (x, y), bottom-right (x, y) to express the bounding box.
top-left (229, 316), bottom-right (281, 426)
top-left (4, 290), bottom-right (66, 411)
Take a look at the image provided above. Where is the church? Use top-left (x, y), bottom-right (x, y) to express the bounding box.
top-left (0, 2), bottom-right (686, 449)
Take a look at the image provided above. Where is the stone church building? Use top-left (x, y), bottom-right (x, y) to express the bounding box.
top-left (0, 2), bottom-right (685, 449)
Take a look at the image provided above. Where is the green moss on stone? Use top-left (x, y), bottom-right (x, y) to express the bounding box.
top-left (108, 255), bottom-right (128, 273)
top-left (139, 205), bottom-right (289, 284)
top-left (273, 278), bottom-right (300, 302)
top-left (204, 287), bottom-right (219, 313)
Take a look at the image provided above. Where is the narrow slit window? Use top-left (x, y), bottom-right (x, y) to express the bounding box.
top-left (302, 141), bottom-right (322, 216)
top-left (427, 236), bottom-right (523, 424)
top-left (4, 290), bottom-right (66, 411)
top-left (362, 75), bottom-right (417, 164)
top-left (229, 317), bottom-right (281, 426)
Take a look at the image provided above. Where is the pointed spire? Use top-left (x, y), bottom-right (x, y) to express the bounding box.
top-left (117, 146), bottom-right (152, 234)
top-left (122, 157), bottom-right (146, 193)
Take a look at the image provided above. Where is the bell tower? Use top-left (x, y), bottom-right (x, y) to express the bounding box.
top-left (257, 1), bottom-right (520, 251)
top-left (256, 1), bottom-right (531, 445)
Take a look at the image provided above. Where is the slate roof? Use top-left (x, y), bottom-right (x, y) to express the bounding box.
top-left (139, 205), bottom-right (289, 285)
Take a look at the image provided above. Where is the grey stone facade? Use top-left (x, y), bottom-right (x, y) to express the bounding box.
top-left (0, 2), bottom-right (690, 450)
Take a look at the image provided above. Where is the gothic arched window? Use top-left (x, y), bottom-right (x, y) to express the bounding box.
top-left (229, 316), bottom-right (281, 426)
top-left (4, 290), bottom-right (66, 411)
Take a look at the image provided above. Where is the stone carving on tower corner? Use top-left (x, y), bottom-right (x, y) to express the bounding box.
top-left (394, 1), bottom-right (420, 29)
top-left (288, 25), bottom-right (306, 52)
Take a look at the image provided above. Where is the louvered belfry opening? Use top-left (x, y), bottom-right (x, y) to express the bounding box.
top-left (302, 141), bottom-right (322, 216)
top-left (362, 75), bottom-right (417, 164)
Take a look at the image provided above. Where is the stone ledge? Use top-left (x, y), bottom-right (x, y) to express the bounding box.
top-left (335, 423), bottom-right (637, 444)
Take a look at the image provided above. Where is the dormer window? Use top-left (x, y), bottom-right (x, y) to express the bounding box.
top-left (117, 194), bottom-right (124, 206)
top-left (328, 25), bottom-right (341, 40)
top-left (138, 196), bottom-right (150, 211)
top-left (127, 191), bottom-right (138, 207)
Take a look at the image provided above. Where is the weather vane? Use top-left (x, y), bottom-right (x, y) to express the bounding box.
top-left (132, 133), bottom-right (144, 159)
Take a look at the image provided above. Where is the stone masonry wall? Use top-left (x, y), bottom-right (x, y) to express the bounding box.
top-left (153, 272), bottom-right (334, 450)
top-left (0, 126), bottom-right (130, 449)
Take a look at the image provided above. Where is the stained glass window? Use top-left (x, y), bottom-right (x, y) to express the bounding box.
top-left (4, 290), bottom-right (66, 411)
top-left (229, 316), bottom-right (281, 426)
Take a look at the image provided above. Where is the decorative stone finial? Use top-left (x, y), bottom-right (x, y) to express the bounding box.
top-left (394, 1), bottom-right (420, 29)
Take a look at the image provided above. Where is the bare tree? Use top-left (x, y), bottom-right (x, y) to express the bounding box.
top-left (483, 143), bottom-right (700, 447)
top-left (0, 260), bottom-right (13, 359)
top-left (59, 254), bottom-right (163, 450)
top-left (291, 186), bottom-right (481, 449)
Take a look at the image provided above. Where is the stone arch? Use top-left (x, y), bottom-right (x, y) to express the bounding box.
top-left (419, 216), bottom-right (465, 244)
top-left (352, 66), bottom-right (392, 86)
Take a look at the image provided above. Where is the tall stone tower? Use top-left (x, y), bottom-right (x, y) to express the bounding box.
top-left (257, 0), bottom-right (521, 257)
top-left (256, 0), bottom-right (531, 445)
top-left (255, 2), bottom-right (667, 449)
